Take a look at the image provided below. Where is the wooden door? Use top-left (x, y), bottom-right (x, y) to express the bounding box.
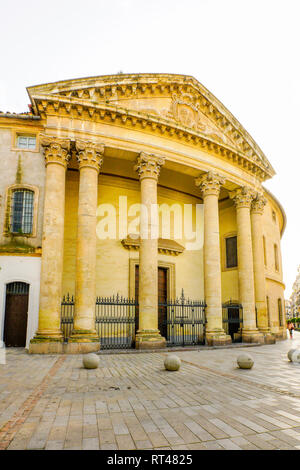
top-left (157, 267), bottom-right (168, 338)
top-left (135, 266), bottom-right (168, 337)
top-left (4, 283), bottom-right (29, 347)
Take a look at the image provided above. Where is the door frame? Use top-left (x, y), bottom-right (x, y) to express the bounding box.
top-left (3, 280), bottom-right (30, 347)
top-left (129, 258), bottom-right (176, 301)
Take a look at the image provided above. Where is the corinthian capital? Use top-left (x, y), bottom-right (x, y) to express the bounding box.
top-left (230, 186), bottom-right (256, 209)
top-left (134, 152), bottom-right (165, 180)
top-left (195, 171), bottom-right (225, 197)
top-left (251, 192), bottom-right (267, 214)
top-left (75, 140), bottom-right (104, 172)
top-left (40, 134), bottom-right (71, 167)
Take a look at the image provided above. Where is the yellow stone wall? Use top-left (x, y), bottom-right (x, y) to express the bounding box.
top-left (62, 167), bottom-right (286, 334)
top-left (262, 197), bottom-right (286, 336)
top-left (220, 204), bottom-right (239, 303)
top-left (62, 169), bottom-right (204, 300)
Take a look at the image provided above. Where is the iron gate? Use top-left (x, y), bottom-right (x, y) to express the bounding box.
top-left (61, 291), bottom-right (206, 348)
top-left (61, 294), bottom-right (137, 349)
top-left (61, 294), bottom-right (74, 340)
top-left (95, 295), bottom-right (137, 349)
top-left (160, 290), bottom-right (206, 346)
top-left (222, 301), bottom-right (243, 342)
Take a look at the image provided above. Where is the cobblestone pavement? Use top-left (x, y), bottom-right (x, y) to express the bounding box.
top-left (1, 331), bottom-right (300, 450)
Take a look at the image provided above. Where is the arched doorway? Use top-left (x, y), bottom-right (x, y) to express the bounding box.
top-left (4, 282), bottom-right (29, 347)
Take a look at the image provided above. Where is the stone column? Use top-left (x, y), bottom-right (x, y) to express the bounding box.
top-left (134, 152), bottom-right (166, 349)
top-left (29, 135), bottom-right (70, 354)
top-left (231, 187), bottom-right (264, 343)
top-left (195, 171), bottom-right (231, 346)
top-left (68, 141), bottom-right (104, 353)
top-left (251, 193), bottom-right (274, 343)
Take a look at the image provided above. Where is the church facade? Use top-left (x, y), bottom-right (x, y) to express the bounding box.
top-left (0, 74), bottom-right (286, 353)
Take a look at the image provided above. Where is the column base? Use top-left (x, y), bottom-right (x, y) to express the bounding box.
top-left (242, 329), bottom-right (265, 344)
top-left (64, 342), bottom-right (100, 354)
top-left (257, 328), bottom-right (276, 344)
top-left (135, 329), bottom-right (166, 350)
top-left (29, 340), bottom-right (100, 354)
top-left (29, 333), bottom-right (64, 354)
top-left (205, 330), bottom-right (232, 346)
top-left (67, 331), bottom-right (100, 354)
top-left (68, 330), bottom-right (99, 342)
top-left (273, 329), bottom-right (287, 341)
top-left (29, 330), bottom-right (64, 353)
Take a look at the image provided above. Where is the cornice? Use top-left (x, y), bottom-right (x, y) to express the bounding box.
top-left (30, 92), bottom-right (271, 182)
top-left (27, 74), bottom-right (275, 179)
top-left (121, 234), bottom-right (185, 256)
top-left (263, 186), bottom-right (287, 237)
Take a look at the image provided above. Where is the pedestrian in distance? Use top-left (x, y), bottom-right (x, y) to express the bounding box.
top-left (288, 321), bottom-right (295, 339)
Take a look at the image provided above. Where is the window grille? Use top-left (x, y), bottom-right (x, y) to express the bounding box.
top-left (11, 189), bottom-right (34, 234)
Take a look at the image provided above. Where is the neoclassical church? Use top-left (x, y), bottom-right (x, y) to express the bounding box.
top-left (0, 73), bottom-right (286, 353)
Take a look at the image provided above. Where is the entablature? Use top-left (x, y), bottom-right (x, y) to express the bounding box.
top-left (27, 74), bottom-right (275, 182)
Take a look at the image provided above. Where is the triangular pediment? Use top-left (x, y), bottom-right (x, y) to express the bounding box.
top-left (27, 73), bottom-right (275, 179)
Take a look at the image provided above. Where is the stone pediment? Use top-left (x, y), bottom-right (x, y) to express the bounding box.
top-left (121, 234), bottom-right (185, 256)
top-left (27, 73), bottom-right (275, 180)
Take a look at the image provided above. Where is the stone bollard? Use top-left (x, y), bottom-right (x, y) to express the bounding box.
top-left (287, 349), bottom-right (297, 362)
top-left (291, 350), bottom-right (300, 363)
top-left (237, 353), bottom-right (254, 369)
top-left (83, 353), bottom-right (100, 369)
top-left (164, 355), bottom-right (181, 371)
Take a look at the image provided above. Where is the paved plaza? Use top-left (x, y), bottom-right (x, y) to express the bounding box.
top-left (1, 332), bottom-right (300, 450)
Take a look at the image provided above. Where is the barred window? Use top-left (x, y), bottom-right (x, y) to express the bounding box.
top-left (17, 135), bottom-right (36, 150)
top-left (11, 189), bottom-right (34, 234)
top-left (225, 236), bottom-right (238, 268)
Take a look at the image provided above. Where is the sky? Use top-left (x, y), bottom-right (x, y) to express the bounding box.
top-left (0, 0), bottom-right (299, 296)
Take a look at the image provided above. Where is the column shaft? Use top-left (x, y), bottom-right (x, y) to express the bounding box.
top-left (29, 136), bottom-right (70, 353)
top-left (251, 195), bottom-right (274, 342)
top-left (74, 167), bottom-right (98, 332)
top-left (139, 177), bottom-right (158, 331)
top-left (68, 141), bottom-right (104, 353)
top-left (232, 187), bottom-right (264, 343)
top-left (134, 152), bottom-right (166, 349)
top-left (195, 172), bottom-right (231, 345)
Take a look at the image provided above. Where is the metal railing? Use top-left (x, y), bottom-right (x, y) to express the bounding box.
top-left (95, 295), bottom-right (137, 349)
top-left (161, 290), bottom-right (206, 347)
top-left (61, 294), bottom-right (75, 341)
top-left (222, 301), bottom-right (243, 342)
top-left (61, 291), bottom-right (206, 348)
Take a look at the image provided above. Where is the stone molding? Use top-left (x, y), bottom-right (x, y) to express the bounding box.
top-left (230, 186), bottom-right (256, 209)
top-left (40, 134), bottom-right (70, 168)
top-left (251, 193), bottom-right (267, 214)
top-left (28, 73), bottom-right (275, 182)
top-left (134, 152), bottom-right (165, 181)
top-left (121, 234), bottom-right (184, 256)
top-left (195, 171), bottom-right (225, 197)
top-left (75, 140), bottom-right (104, 172)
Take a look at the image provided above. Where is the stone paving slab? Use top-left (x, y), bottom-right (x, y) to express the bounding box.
top-left (0, 332), bottom-right (300, 450)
